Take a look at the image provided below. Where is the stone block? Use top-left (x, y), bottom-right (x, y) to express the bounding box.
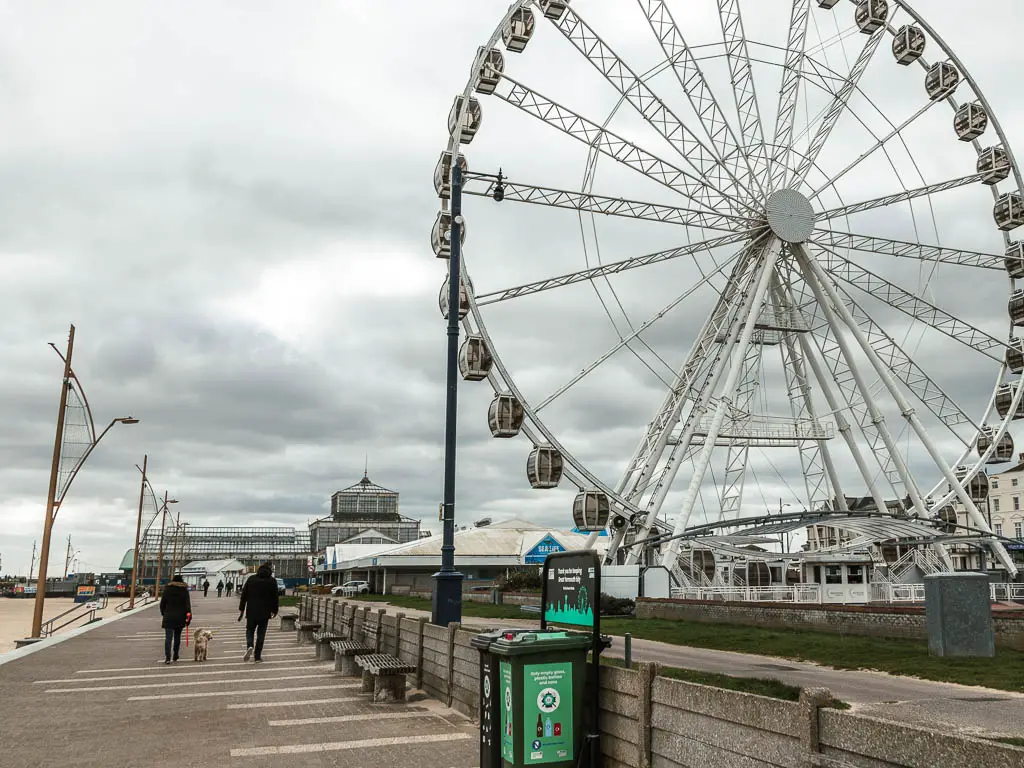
top-left (279, 614), bottom-right (297, 632)
top-left (923, 572), bottom-right (994, 657)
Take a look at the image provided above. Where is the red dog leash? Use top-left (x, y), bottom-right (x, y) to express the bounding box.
top-left (185, 613), bottom-right (191, 647)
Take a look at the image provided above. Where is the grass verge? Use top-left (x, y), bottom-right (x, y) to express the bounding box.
top-left (278, 596), bottom-right (301, 607)
top-left (599, 617), bottom-right (1024, 693)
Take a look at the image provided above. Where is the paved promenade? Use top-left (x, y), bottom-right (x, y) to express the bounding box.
top-left (0, 594), bottom-right (478, 768)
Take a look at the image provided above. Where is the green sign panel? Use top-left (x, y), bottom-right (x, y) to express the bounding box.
top-left (500, 660), bottom-right (515, 763)
top-left (543, 554), bottom-right (596, 627)
top-left (523, 662), bottom-right (574, 765)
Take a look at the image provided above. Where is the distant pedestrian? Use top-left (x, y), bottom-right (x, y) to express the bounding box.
top-left (216, 580), bottom-right (224, 598)
top-left (238, 563), bottom-right (279, 663)
top-left (226, 581), bottom-right (234, 598)
top-left (202, 579), bottom-right (210, 597)
top-left (159, 574), bottom-right (191, 664)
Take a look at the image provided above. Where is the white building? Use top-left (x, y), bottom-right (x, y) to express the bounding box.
top-left (180, 559), bottom-right (247, 590)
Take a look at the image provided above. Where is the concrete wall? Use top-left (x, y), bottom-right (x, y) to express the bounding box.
top-left (637, 598), bottom-right (1024, 650)
top-left (312, 597), bottom-right (1024, 767)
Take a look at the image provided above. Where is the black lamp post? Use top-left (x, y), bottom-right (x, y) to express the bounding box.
top-left (432, 163), bottom-right (467, 626)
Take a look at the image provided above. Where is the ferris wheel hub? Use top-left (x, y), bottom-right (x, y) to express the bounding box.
top-left (765, 189), bottom-right (815, 244)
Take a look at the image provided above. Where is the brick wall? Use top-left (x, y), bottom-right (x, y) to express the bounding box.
top-left (311, 597), bottom-right (1024, 766)
top-left (636, 598), bottom-right (1024, 650)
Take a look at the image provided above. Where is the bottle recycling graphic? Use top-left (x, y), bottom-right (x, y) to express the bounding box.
top-left (523, 662), bottom-right (573, 764)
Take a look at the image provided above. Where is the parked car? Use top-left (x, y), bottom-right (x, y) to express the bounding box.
top-left (276, 578), bottom-right (286, 596)
top-left (331, 580), bottom-right (370, 597)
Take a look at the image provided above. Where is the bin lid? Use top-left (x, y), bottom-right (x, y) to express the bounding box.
top-left (470, 628), bottom-right (525, 651)
top-left (489, 630), bottom-right (593, 656)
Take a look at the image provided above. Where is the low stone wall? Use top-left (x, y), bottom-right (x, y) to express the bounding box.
top-left (636, 598), bottom-right (1024, 650)
top-left (392, 587), bottom-right (540, 606)
top-left (310, 596), bottom-right (1024, 766)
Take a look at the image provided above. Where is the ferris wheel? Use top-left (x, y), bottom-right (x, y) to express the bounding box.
top-left (433, 0), bottom-right (1021, 577)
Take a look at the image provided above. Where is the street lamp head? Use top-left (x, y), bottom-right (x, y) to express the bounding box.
top-left (118, 417), bottom-right (140, 425)
top-left (492, 168), bottom-right (505, 202)
top-left (168, 499), bottom-right (179, 504)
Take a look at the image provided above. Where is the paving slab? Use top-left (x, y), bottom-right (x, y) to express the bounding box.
top-left (0, 594), bottom-right (480, 768)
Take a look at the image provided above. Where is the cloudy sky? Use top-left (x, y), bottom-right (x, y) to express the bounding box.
top-left (2, 0), bottom-right (1023, 577)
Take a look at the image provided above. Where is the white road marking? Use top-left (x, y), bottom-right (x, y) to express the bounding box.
top-left (230, 732), bottom-right (472, 757)
top-left (46, 673), bottom-right (332, 693)
top-left (76, 656), bottom-right (315, 673)
top-left (268, 711), bottom-right (435, 727)
top-left (38, 663), bottom-right (332, 684)
top-left (130, 684), bottom-right (345, 701)
top-left (227, 694), bottom-right (361, 710)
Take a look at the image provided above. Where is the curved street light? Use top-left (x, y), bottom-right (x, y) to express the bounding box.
top-left (30, 325), bottom-right (139, 639)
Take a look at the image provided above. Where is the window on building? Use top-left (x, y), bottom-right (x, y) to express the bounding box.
top-left (992, 478), bottom-right (999, 488)
top-left (847, 565), bottom-right (864, 584)
top-left (995, 523), bottom-right (1003, 536)
top-left (1013, 478), bottom-right (1019, 487)
top-left (825, 566), bottom-right (843, 585)
top-left (1016, 522), bottom-right (1023, 539)
top-left (994, 499), bottom-right (1001, 512)
top-left (1015, 497), bottom-right (1021, 511)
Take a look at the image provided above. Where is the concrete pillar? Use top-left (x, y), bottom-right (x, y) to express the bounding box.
top-left (924, 572), bottom-right (995, 657)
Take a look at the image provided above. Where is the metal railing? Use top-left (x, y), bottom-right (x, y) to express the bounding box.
top-left (671, 581), bottom-right (1024, 605)
top-left (115, 592), bottom-right (152, 613)
top-left (40, 595), bottom-right (108, 637)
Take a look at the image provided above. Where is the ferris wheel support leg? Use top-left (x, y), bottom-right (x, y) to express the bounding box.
top-left (793, 247), bottom-right (932, 520)
top-left (776, 272), bottom-right (893, 519)
top-left (795, 245), bottom-right (1018, 576)
top-left (661, 241), bottom-right (782, 567)
top-left (770, 275), bottom-right (848, 513)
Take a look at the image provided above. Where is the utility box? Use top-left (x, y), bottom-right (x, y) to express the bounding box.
top-left (490, 631), bottom-right (592, 768)
top-left (923, 572), bottom-right (994, 658)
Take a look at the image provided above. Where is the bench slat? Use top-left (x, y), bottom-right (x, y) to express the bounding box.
top-left (296, 621), bottom-right (322, 629)
top-left (330, 641), bottom-right (375, 656)
top-left (312, 632), bottom-right (345, 642)
top-left (354, 653), bottom-right (416, 675)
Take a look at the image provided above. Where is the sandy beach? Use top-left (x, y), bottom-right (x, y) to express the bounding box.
top-left (0, 595), bottom-right (131, 654)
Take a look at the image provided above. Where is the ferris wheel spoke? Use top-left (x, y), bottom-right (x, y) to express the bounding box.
top-left (791, 26), bottom-right (887, 187)
top-left (717, 0), bottom-right (769, 193)
top-left (817, 173), bottom-right (985, 221)
top-left (808, 241), bottom-right (1005, 361)
top-left (814, 230), bottom-right (1004, 270)
top-left (549, 6), bottom-right (759, 206)
top-left (461, 175), bottom-right (753, 233)
top-left (813, 101), bottom-right (941, 197)
top-left (636, 0), bottom-right (761, 195)
top-left (534, 250), bottom-right (741, 414)
top-left (473, 229), bottom-right (759, 305)
top-left (769, 0), bottom-right (811, 193)
top-left (494, 77), bottom-right (751, 217)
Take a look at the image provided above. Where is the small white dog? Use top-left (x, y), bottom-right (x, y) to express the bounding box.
top-left (193, 629), bottom-right (215, 662)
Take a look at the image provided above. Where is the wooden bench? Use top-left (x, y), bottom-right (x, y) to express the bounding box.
top-left (312, 631), bottom-right (346, 661)
top-left (279, 613), bottom-right (298, 632)
top-left (330, 640), bottom-right (376, 677)
top-left (354, 653), bottom-right (417, 702)
top-left (295, 620), bottom-right (321, 646)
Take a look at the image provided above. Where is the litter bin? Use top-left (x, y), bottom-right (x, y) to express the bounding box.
top-left (489, 630), bottom-right (592, 768)
top-left (472, 629), bottom-right (531, 768)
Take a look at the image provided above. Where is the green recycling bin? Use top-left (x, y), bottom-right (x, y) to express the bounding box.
top-left (490, 630), bottom-right (592, 768)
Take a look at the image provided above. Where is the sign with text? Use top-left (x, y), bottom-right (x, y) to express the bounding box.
top-left (542, 551), bottom-right (598, 628)
top-left (74, 584), bottom-right (96, 604)
top-left (500, 660), bottom-right (515, 763)
top-left (524, 534), bottom-right (566, 564)
top-left (523, 661), bottom-right (575, 764)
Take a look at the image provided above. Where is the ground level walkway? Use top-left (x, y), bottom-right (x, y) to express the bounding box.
top-left (0, 593), bottom-right (478, 768)
top-left (344, 597), bottom-right (1024, 740)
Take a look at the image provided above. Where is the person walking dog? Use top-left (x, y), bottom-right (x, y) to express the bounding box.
top-left (159, 574), bottom-right (191, 664)
top-left (238, 563), bottom-right (278, 662)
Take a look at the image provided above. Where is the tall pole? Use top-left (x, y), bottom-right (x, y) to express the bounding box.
top-left (128, 455), bottom-right (147, 609)
top-left (169, 505), bottom-right (183, 578)
top-left (29, 541), bottom-right (37, 582)
top-left (154, 491), bottom-right (168, 598)
top-left (432, 163), bottom-right (464, 626)
top-left (63, 536), bottom-right (72, 579)
top-left (31, 324), bottom-right (75, 638)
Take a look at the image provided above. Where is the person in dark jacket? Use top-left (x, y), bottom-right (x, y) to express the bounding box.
top-left (216, 580), bottom-right (224, 598)
top-left (238, 563), bottom-right (279, 662)
top-left (202, 579), bottom-right (210, 597)
top-left (159, 574), bottom-right (191, 664)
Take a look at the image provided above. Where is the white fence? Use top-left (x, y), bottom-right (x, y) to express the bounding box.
top-left (670, 582), bottom-right (1024, 605)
